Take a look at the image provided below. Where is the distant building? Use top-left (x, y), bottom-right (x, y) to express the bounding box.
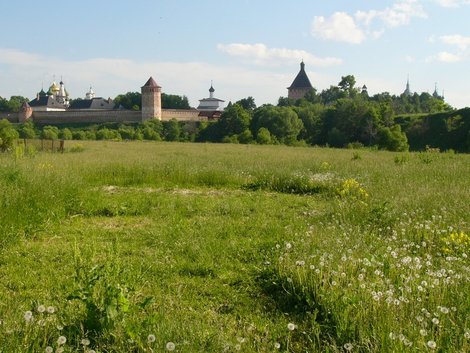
top-left (197, 83), bottom-right (225, 119)
top-left (29, 80), bottom-right (70, 111)
top-left (287, 61), bottom-right (313, 100)
top-left (403, 76), bottom-right (412, 97)
top-left (69, 87), bottom-right (115, 110)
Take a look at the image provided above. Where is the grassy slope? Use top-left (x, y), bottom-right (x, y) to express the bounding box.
top-left (0, 141), bottom-right (469, 352)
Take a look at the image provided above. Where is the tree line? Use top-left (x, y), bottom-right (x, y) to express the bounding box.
top-left (1, 74), bottom-right (469, 152)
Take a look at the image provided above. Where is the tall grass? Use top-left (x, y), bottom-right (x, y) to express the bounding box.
top-left (0, 141), bottom-right (469, 352)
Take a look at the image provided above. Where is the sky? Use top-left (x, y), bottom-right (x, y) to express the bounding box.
top-left (1, 0), bottom-right (470, 108)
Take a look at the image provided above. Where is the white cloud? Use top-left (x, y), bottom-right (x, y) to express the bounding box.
top-left (217, 43), bottom-right (342, 67)
top-left (313, 0), bottom-right (427, 44)
top-left (312, 12), bottom-right (365, 44)
top-left (439, 34), bottom-right (470, 49)
top-left (426, 51), bottom-right (463, 62)
top-left (436, 0), bottom-right (470, 7)
top-left (0, 47), bottom-right (305, 107)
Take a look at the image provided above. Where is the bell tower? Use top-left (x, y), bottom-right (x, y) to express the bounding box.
top-left (141, 76), bottom-right (162, 121)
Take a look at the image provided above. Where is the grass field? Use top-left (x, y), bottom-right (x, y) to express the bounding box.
top-left (1, 141), bottom-right (469, 352)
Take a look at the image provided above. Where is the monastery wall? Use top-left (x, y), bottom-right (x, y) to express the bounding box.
top-left (32, 110), bottom-right (142, 125)
top-left (161, 109), bottom-right (203, 121)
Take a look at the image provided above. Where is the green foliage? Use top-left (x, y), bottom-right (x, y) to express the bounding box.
top-left (256, 127), bottom-right (272, 144)
top-left (59, 128), bottom-right (73, 140)
top-left (218, 103), bottom-right (251, 137)
top-left (18, 121), bottom-right (37, 139)
top-left (377, 124), bottom-right (409, 151)
top-left (0, 118), bottom-right (19, 151)
top-left (163, 119), bottom-right (181, 141)
top-left (41, 125), bottom-right (59, 140)
top-left (161, 93), bottom-right (190, 109)
top-left (252, 105), bottom-right (303, 144)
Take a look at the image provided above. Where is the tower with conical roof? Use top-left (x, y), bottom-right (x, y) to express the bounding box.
top-left (287, 61), bottom-right (313, 100)
top-left (141, 76), bottom-right (162, 121)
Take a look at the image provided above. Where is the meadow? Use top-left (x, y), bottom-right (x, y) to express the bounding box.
top-left (0, 141), bottom-right (469, 352)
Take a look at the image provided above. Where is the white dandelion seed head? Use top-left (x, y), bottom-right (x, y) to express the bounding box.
top-left (287, 322), bottom-right (296, 331)
top-left (147, 334), bottom-right (156, 343)
top-left (24, 311), bottom-right (33, 322)
top-left (420, 329), bottom-right (427, 336)
top-left (439, 306), bottom-right (449, 314)
top-left (344, 342), bottom-right (353, 351)
top-left (166, 341), bottom-right (176, 351)
top-left (47, 306), bottom-right (55, 314)
top-left (234, 344), bottom-right (241, 351)
top-left (56, 348), bottom-right (64, 353)
top-left (427, 340), bottom-right (437, 349)
top-left (37, 305), bottom-right (46, 313)
top-left (81, 338), bottom-right (91, 346)
top-left (274, 342), bottom-right (281, 349)
top-left (464, 330), bottom-right (470, 339)
top-left (57, 336), bottom-right (66, 345)
top-left (432, 318), bottom-right (440, 325)
top-left (45, 347), bottom-right (53, 353)
top-left (285, 242), bottom-right (292, 250)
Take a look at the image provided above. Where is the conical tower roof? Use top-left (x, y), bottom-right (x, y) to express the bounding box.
top-left (288, 61), bottom-right (313, 89)
top-left (142, 76), bottom-right (161, 88)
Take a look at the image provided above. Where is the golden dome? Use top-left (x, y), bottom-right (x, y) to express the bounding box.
top-left (49, 82), bottom-right (60, 92)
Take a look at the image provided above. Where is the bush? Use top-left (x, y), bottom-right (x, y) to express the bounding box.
top-left (0, 119), bottom-right (19, 152)
top-left (256, 127), bottom-right (272, 145)
top-left (377, 125), bottom-right (409, 152)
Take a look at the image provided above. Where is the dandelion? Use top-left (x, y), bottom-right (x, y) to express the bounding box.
top-left (47, 306), bottom-right (55, 314)
top-left (287, 323), bottom-right (296, 331)
top-left (166, 342), bottom-right (176, 351)
top-left (81, 338), bottom-right (91, 346)
top-left (285, 242), bottom-right (292, 250)
top-left (37, 305), bottom-right (46, 313)
top-left (464, 330), bottom-right (470, 339)
top-left (45, 347), bottom-right (53, 353)
top-left (57, 336), bottom-right (66, 345)
top-left (427, 340), bottom-right (437, 349)
top-left (88, 351), bottom-right (96, 353)
top-left (432, 318), bottom-right (439, 325)
top-left (295, 260), bottom-right (305, 266)
top-left (274, 342), bottom-right (281, 349)
top-left (344, 342), bottom-right (353, 351)
top-left (24, 311), bottom-right (33, 322)
top-left (439, 306), bottom-right (449, 314)
top-left (420, 329), bottom-right (427, 336)
top-left (234, 344), bottom-right (241, 351)
top-left (147, 334), bottom-right (156, 343)
top-left (56, 348), bottom-right (64, 353)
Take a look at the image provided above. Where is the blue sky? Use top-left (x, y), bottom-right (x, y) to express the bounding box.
top-left (1, 0), bottom-right (469, 108)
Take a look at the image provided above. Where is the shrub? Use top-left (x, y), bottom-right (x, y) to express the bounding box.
top-left (0, 119), bottom-right (19, 152)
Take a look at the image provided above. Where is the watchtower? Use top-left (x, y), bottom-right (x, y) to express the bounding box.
top-left (141, 76), bottom-right (162, 121)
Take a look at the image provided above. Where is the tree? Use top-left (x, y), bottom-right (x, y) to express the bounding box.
top-left (41, 126), bottom-right (59, 140)
top-left (114, 92), bottom-right (141, 110)
top-left (163, 119), bottom-right (181, 141)
top-left (218, 103), bottom-right (251, 138)
top-left (256, 127), bottom-right (272, 144)
top-left (161, 93), bottom-right (190, 109)
top-left (0, 119), bottom-right (19, 151)
top-left (59, 128), bottom-right (73, 140)
top-left (377, 125), bottom-right (409, 151)
top-left (252, 106), bottom-right (303, 145)
top-left (338, 75), bottom-right (357, 95)
top-left (235, 97), bottom-right (256, 111)
top-left (19, 121), bottom-right (36, 139)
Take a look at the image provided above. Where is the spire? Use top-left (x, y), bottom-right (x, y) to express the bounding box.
top-left (433, 82), bottom-right (439, 98)
top-left (288, 61), bottom-right (313, 89)
top-left (403, 75), bottom-right (411, 97)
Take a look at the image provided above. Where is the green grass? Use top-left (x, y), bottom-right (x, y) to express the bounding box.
top-left (0, 141), bottom-right (469, 352)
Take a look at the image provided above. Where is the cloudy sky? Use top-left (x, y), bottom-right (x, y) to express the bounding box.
top-left (1, 0), bottom-right (469, 108)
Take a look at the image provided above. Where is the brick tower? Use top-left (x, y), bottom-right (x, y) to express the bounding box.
top-left (141, 76), bottom-right (162, 121)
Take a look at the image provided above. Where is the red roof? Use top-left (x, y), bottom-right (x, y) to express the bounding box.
top-left (142, 77), bottom-right (161, 88)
